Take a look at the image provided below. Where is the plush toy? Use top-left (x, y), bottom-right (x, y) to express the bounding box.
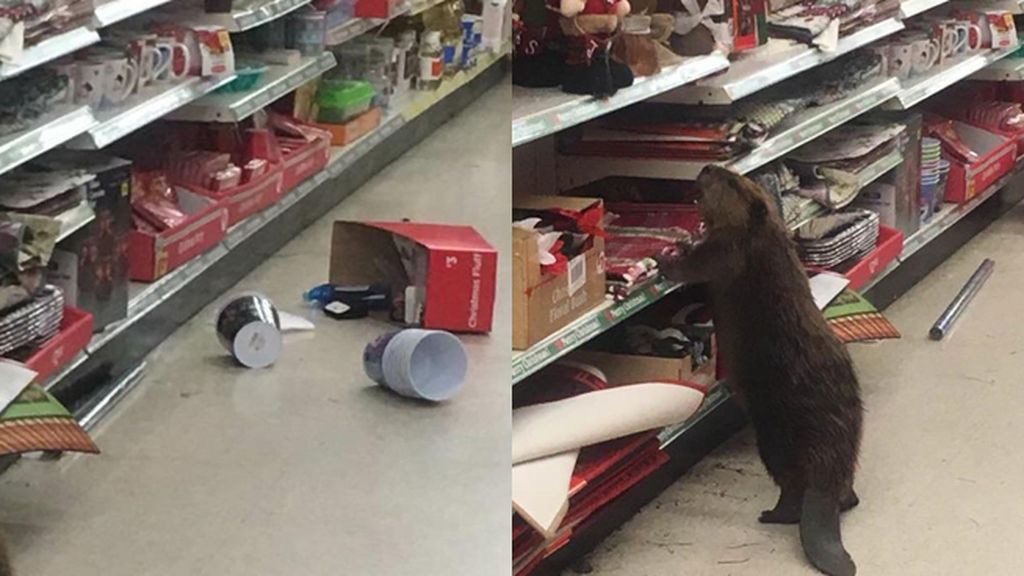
top-left (612, 0), bottom-right (680, 77)
top-left (512, 0), bottom-right (565, 87)
top-left (558, 0), bottom-right (635, 96)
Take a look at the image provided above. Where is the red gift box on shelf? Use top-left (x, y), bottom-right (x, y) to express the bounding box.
top-left (23, 307), bottom-right (94, 383)
top-left (936, 122), bottom-right (1016, 204)
top-left (837, 226), bottom-right (904, 291)
top-left (129, 191), bottom-right (229, 282)
top-left (281, 135), bottom-right (332, 194)
top-left (179, 167), bottom-right (285, 228)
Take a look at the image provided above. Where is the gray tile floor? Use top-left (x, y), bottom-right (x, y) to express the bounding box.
top-left (0, 81), bottom-right (511, 576)
top-left (572, 201), bottom-right (1024, 575)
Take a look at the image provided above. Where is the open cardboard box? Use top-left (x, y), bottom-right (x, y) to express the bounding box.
top-left (942, 122), bottom-right (1016, 204)
top-left (178, 167), bottom-right (285, 228)
top-left (513, 196), bottom-right (607, 350)
top-left (281, 135), bottom-right (332, 193)
top-left (329, 221), bottom-right (497, 333)
top-left (571, 340), bottom-right (717, 390)
top-left (129, 189), bottom-right (229, 282)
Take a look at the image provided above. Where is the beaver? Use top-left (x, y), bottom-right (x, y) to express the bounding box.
top-left (656, 165), bottom-right (863, 576)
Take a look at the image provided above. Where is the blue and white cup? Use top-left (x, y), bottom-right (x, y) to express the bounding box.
top-left (363, 329), bottom-right (468, 402)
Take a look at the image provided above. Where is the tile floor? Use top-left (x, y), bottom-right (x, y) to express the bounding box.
top-left (0, 82), bottom-right (511, 576)
top-left (572, 201), bottom-right (1024, 575)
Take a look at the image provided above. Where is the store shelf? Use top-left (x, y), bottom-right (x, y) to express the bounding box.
top-left (409, 0), bottom-right (446, 15)
top-left (166, 53), bottom-right (336, 123)
top-left (900, 0), bottom-right (948, 18)
top-left (69, 75), bottom-right (237, 150)
top-left (557, 77), bottom-right (901, 188)
top-left (326, 18), bottom-right (379, 46)
top-left (658, 384), bottom-right (732, 449)
top-left (659, 18), bottom-right (904, 105)
top-left (863, 161), bottom-right (1024, 292)
top-left (511, 53), bottom-right (729, 147)
top-left (55, 201), bottom-right (97, 242)
top-left (0, 106), bottom-right (97, 178)
top-left (0, 27), bottom-right (101, 81)
top-left (786, 147), bottom-right (903, 231)
top-left (884, 47), bottom-right (1018, 110)
top-left (79, 55), bottom-right (504, 387)
top-left (93, 0), bottom-right (177, 27)
top-left (973, 55), bottom-right (1024, 81)
top-left (187, 0), bottom-right (314, 32)
top-left (511, 278), bottom-right (681, 385)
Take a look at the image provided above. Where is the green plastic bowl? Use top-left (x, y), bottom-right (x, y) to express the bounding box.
top-left (216, 61), bottom-right (269, 93)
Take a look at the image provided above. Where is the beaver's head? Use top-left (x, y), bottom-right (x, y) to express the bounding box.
top-left (695, 165), bottom-right (776, 230)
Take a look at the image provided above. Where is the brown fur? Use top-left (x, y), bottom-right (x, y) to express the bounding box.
top-left (656, 166), bottom-right (863, 575)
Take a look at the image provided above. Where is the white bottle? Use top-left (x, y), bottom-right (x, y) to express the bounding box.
top-left (481, 0), bottom-right (507, 53)
top-left (419, 31), bottom-right (444, 91)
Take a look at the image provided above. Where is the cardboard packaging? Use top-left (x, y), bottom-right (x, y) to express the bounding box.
top-left (129, 190), bottom-right (229, 282)
top-left (23, 307), bottom-right (94, 382)
top-left (179, 168), bottom-right (285, 227)
top-left (837, 225), bottom-right (904, 291)
top-left (316, 108), bottom-right (382, 146)
top-left (329, 221), bottom-right (498, 333)
top-left (942, 122), bottom-right (1016, 204)
top-left (572, 344), bottom-right (717, 389)
top-left (38, 152), bottom-right (132, 331)
top-left (281, 135), bottom-right (331, 193)
top-left (513, 196), bottom-right (607, 350)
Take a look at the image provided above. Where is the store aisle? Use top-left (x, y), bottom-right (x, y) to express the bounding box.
top-left (572, 202), bottom-right (1024, 575)
top-left (0, 82), bottom-right (511, 576)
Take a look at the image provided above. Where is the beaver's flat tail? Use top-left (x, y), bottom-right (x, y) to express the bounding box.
top-left (800, 488), bottom-right (856, 576)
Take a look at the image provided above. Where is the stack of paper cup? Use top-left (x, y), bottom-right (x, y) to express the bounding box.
top-left (216, 294), bottom-right (283, 369)
top-left (921, 138), bottom-right (943, 222)
top-left (363, 329), bottom-right (468, 402)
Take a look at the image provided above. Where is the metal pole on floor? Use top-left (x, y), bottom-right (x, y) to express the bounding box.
top-left (929, 259), bottom-right (995, 341)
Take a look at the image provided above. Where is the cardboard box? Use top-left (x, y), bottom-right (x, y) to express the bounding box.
top-left (178, 168), bottom-right (285, 228)
top-left (38, 151), bottom-right (131, 331)
top-left (316, 108), bottom-right (382, 147)
top-left (129, 190), bottom-right (229, 282)
top-left (23, 307), bottom-right (93, 382)
top-left (837, 225), bottom-right (904, 291)
top-left (281, 136), bottom-right (331, 193)
top-left (572, 345), bottom-right (717, 389)
top-left (329, 221), bottom-right (497, 333)
top-left (513, 196), bottom-right (607, 350)
top-left (943, 122), bottom-right (1016, 204)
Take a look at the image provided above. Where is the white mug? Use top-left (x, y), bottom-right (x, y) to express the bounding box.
top-left (155, 37), bottom-right (193, 82)
top-left (75, 62), bottom-right (107, 108)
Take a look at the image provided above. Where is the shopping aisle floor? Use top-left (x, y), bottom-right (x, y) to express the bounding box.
top-left (574, 202), bottom-right (1024, 575)
top-left (0, 82), bottom-right (511, 576)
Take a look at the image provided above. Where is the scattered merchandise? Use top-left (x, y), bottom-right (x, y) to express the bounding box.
top-left (363, 328), bottom-right (468, 402)
top-left (929, 258), bottom-right (994, 341)
top-left (216, 293), bottom-right (283, 369)
top-left (0, 382), bottom-right (98, 457)
top-left (823, 288), bottom-right (901, 343)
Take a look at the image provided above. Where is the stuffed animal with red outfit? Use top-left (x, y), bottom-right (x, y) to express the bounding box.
top-left (512, 0), bottom-right (565, 87)
top-left (558, 0), bottom-right (634, 96)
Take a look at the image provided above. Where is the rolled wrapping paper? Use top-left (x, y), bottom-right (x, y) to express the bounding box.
top-left (512, 382), bottom-right (707, 465)
top-left (216, 294), bottom-right (283, 369)
top-left (363, 329), bottom-right (468, 402)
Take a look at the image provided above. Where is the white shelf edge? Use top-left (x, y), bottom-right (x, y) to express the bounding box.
top-left (972, 54), bottom-right (1024, 81)
top-left (188, 0), bottom-right (315, 32)
top-left (884, 47), bottom-right (1018, 110)
top-left (900, 0), bottom-right (949, 18)
top-left (0, 106), bottom-right (97, 178)
top-left (326, 18), bottom-right (381, 46)
top-left (0, 28), bottom-right (101, 81)
top-left (511, 53), bottom-right (729, 147)
top-left (93, 0), bottom-right (177, 27)
top-left (557, 77), bottom-right (901, 187)
top-left (70, 75), bottom-right (238, 150)
top-left (667, 18), bottom-right (904, 105)
top-left (167, 52), bottom-right (337, 123)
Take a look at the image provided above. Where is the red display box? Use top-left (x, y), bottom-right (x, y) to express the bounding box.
top-left (329, 221), bottom-right (498, 333)
top-left (24, 307), bottom-right (94, 382)
top-left (355, 0), bottom-right (402, 18)
top-left (942, 122), bottom-right (1016, 204)
top-left (180, 168), bottom-right (285, 228)
top-left (838, 226), bottom-right (904, 291)
top-left (281, 136), bottom-right (331, 194)
top-left (129, 191), bottom-right (229, 282)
